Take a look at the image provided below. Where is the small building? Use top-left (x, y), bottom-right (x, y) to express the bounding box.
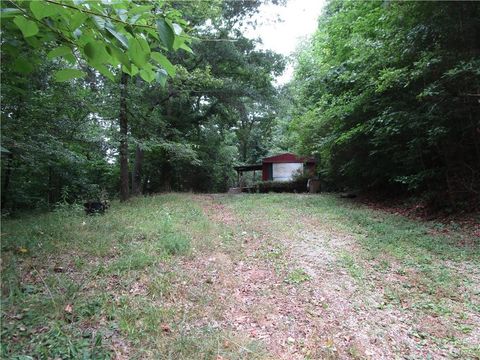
top-left (233, 153), bottom-right (316, 188)
top-left (262, 153), bottom-right (316, 181)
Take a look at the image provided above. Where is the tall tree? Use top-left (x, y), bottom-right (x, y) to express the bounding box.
top-left (2, 0), bottom-right (190, 202)
top-left (118, 73), bottom-right (129, 201)
top-left (289, 0), bottom-right (480, 209)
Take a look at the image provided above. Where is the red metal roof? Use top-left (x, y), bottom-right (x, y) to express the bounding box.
top-left (262, 153), bottom-right (315, 164)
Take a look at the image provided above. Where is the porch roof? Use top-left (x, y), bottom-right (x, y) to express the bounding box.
top-left (233, 164), bottom-right (262, 172)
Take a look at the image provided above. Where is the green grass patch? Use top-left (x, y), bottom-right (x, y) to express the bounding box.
top-left (284, 268), bottom-right (312, 284)
top-left (338, 252), bottom-right (364, 280)
top-left (2, 193), bottom-right (478, 358)
top-left (1, 194), bottom-right (209, 359)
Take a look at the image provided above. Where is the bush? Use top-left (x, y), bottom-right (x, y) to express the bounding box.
top-left (252, 178), bottom-right (308, 193)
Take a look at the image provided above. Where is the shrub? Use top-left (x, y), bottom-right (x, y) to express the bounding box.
top-left (253, 178), bottom-right (308, 193)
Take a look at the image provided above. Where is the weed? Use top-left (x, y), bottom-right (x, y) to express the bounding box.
top-left (338, 252), bottom-right (364, 280)
top-left (285, 268), bottom-right (311, 284)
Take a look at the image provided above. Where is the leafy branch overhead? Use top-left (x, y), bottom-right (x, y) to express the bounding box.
top-left (1, 0), bottom-right (192, 83)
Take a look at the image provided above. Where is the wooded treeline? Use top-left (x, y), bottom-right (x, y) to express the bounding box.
top-left (2, 0), bottom-right (479, 212)
top-left (1, 0), bottom-right (284, 210)
top-left (286, 1), bottom-right (480, 210)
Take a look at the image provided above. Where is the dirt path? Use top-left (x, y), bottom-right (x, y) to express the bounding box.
top-left (190, 194), bottom-right (479, 359)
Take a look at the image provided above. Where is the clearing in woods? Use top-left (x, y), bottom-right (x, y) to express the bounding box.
top-left (1, 193), bottom-right (479, 359)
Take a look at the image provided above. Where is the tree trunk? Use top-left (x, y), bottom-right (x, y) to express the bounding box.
top-left (47, 166), bottom-right (60, 204)
top-left (119, 73), bottom-right (129, 202)
top-left (132, 144), bottom-right (144, 195)
top-left (1, 152), bottom-right (13, 210)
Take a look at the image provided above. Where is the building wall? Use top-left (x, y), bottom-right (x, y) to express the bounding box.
top-left (261, 153), bottom-right (317, 181)
top-left (272, 163), bottom-right (303, 181)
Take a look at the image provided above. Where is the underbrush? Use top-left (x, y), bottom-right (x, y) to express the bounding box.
top-left (252, 179), bottom-right (308, 193)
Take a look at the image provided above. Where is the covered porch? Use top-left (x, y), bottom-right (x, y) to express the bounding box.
top-left (233, 164), bottom-right (262, 190)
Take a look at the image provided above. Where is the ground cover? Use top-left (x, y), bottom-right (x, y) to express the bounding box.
top-left (1, 193), bottom-right (478, 359)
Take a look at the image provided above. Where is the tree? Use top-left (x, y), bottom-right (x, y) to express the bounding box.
top-left (289, 0), bottom-right (480, 209)
top-left (1, 0), bottom-right (287, 210)
top-left (2, 0), bottom-right (191, 201)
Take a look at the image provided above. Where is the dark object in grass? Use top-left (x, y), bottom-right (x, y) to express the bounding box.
top-left (340, 193), bottom-right (357, 199)
top-left (84, 201), bottom-right (109, 215)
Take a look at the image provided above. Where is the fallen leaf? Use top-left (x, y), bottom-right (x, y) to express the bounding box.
top-left (17, 247), bottom-right (28, 254)
top-left (64, 304), bottom-right (73, 314)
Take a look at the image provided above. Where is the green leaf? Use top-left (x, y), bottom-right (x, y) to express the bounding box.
top-left (1, 8), bottom-right (22, 18)
top-left (54, 68), bottom-right (86, 82)
top-left (151, 52), bottom-right (175, 77)
top-left (106, 45), bottom-right (130, 67)
top-left (13, 16), bottom-right (39, 38)
top-left (122, 64), bottom-right (138, 76)
top-left (128, 37), bottom-right (149, 68)
top-left (13, 58), bottom-right (34, 74)
top-left (156, 69), bottom-right (168, 87)
top-left (137, 37), bottom-right (151, 55)
top-left (70, 12), bottom-right (88, 29)
top-left (128, 4), bottom-right (152, 16)
top-left (30, 1), bottom-right (58, 20)
top-left (96, 64), bottom-right (115, 81)
top-left (105, 25), bottom-right (129, 49)
top-left (64, 53), bottom-right (76, 64)
top-left (179, 42), bottom-right (193, 54)
top-left (140, 67), bottom-right (155, 83)
top-left (156, 18), bottom-right (175, 50)
top-left (47, 46), bottom-right (72, 59)
top-left (173, 35), bottom-right (192, 52)
top-left (84, 41), bottom-right (110, 64)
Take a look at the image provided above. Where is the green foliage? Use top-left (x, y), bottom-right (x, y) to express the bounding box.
top-left (2, 0), bottom-right (190, 83)
top-left (54, 68), bottom-right (86, 82)
top-left (1, 0), bottom-right (285, 210)
top-left (288, 0), bottom-right (480, 209)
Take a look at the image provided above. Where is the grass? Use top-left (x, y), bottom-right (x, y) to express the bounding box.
top-left (219, 193), bottom-right (480, 358)
top-left (2, 193), bottom-right (479, 359)
top-left (1, 194), bottom-right (257, 359)
top-left (284, 268), bottom-right (311, 284)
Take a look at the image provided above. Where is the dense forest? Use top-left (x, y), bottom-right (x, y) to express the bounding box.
top-left (1, 0), bottom-right (479, 212)
top-left (286, 1), bottom-right (480, 211)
